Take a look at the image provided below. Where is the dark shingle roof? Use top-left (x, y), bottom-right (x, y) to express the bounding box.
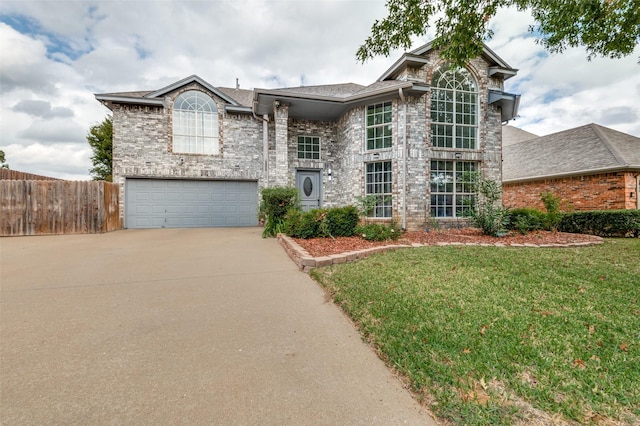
top-left (503, 123), bottom-right (640, 182)
top-left (216, 87), bottom-right (254, 107)
top-left (502, 126), bottom-right (538, 146)
top-left (267, 83), bottom-right (366, 98)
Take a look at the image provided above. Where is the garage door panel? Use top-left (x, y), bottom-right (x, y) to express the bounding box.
top-left (126, 179), bottom-right (258, 229)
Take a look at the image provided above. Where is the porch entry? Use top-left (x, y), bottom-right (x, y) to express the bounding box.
top-left (296, 170), bottom-right (321, 211)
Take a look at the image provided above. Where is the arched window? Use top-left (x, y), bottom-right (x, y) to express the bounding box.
top-left (430, 65), bottom-right (478, 149)
top-left (172, 90), bottom-right (219, 155)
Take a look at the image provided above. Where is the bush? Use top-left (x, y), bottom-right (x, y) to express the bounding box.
top-left (356, 223), bottom-right (401, 241)
top-left (559, 210), bottom-right (640, 237)
top-left (260, 187), bottom-right (299, 237)
top-left (325, 206), bottom-right (359, 237)
top-left (507, 208), bottom-right (546, 234)
top-left (285, 208), bottom-right (328, 239)
top-left (462, 173), bottom-right (509, 237)
top-left (285, 205), bottom-right (360, 239)
top-left (540, 191), bottom-right (562, 232)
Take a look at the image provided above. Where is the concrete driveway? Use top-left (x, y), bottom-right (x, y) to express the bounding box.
top-left (1, 228), bottom-right (435, 425)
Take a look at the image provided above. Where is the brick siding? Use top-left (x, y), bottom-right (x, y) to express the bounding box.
top-left (503, 172), bottom-right (638, 211)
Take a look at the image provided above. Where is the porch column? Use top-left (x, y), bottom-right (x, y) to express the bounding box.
top-left (274, 102), bottom-right (289, 187)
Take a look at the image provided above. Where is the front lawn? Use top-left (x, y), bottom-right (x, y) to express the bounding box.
top-left (312, 239), bottom-right (640, 425)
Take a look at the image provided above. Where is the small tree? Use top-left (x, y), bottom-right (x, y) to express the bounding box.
top-left (87, 116), bottom-right (113, 181)
top-left (0, 149), bottom-right (9, 169)
top-left (259, 187), bottom-right (299, 237)
top-left (463, 172), bottom-right (509, 237)
top-left (540, 191), bottom-right (563, 232)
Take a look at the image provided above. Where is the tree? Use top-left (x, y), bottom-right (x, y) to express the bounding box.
top-left (357, 0), bottom-right (640, 67)
top-left (87, 116), bottom-right (113, 181)
top-left (0, 149), bottom-right (8, 169)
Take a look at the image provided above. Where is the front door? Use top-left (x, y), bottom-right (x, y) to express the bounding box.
top-left (296, 170), bottom-right (321, 211)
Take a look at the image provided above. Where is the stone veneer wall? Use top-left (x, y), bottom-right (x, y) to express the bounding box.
top-left (111, 50), bottom-right (509, 230)
top-left (503, 172), bottom-right (638, 211)
top-left (111, 84), bottom-right (264, 223)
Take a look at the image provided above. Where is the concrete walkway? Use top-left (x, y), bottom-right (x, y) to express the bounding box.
top-left (1, 228), bottom-right (436, 425)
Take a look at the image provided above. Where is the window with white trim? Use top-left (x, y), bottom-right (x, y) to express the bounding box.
top-left (172, 90), bottom-right (219, 155)
top-left (297, 136), bottom-right (320, 160)
top-left (430, 160), bottom-right (476, 218)
top-left (430, 65), bottom-right (478, 149)
top-left (366, 161), bottom-right (392, 218)
top-left (366, 102), bottom-right (392, 150)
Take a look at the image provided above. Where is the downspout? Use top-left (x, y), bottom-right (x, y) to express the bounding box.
top-left (252, 103), bottom-right (269, 182)
top-left (399, 88), bottom-right (407, 230)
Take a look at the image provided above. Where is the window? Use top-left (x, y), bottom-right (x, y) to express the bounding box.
top-left (430, 160), bottom-right (476, 218)
top-left (297, 136), bottom-right (320, 160)
top-left (366, 161), bottom-right (392, 218)
top-left (430, 65), bottom-right (477, 149)
top-left (366, 102), bottom-right (392, 150)
top-left (172, 90), bottom-right (219, 155)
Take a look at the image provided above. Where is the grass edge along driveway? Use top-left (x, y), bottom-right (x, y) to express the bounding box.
top-left (312, 239), bottom-right (640, 425)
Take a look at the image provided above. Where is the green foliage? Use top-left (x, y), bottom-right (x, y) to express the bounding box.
top-left (313, 239), bottom-right (640, 424)
top-left (87, 116), bottom-right (113, 181)
top-left (463, 172), bottom-right (509, 237)
top-left (356, 223), bottom-right (401, 241)
top-left (540, 191), bottom-right (563, 231)
top-left (285, 206), bottom-right (360, 239)
top-left (507, 208), bottom-right (546, 234)
top-left (325, 206), bottom-right (360, 237)
top-left (259, 186), bottom-right (299, 237)
top-left (285, 208), bottom-right (327, 239)
top-left (0, 149), bottom-right (8, 169)
top-left (356, 0), bottom-right (640, 67)
top-left (559, 210), bottom-right (640, 237)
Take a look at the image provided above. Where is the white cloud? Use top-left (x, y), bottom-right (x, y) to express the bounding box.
top-left (0, 0), bottom-right (638, 180)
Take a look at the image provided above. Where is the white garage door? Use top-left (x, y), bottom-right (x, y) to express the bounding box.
top-left (125, 179), bottom-right (258, 228)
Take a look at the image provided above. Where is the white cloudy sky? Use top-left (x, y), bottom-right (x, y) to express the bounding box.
top-left (1, 0), bottom-right (638, 180)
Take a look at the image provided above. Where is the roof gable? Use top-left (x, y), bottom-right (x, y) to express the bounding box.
top-left (378, 41), bottom-right (518, 82)
top-left (146, 75), bottom-right (240, 106)
top-left (503, 123), bottom-right (640, 182)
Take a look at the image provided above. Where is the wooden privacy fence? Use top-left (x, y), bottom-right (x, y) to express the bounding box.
top-left (0, 175), bottom-right (121, 236)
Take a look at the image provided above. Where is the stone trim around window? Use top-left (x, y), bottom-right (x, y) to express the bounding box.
top-left (366, 102), bottom-right (393, 151)
top-left (297, 135), bottom-right (320, 160)
top-left (365, 161), bottom-right (393, 218)
top-left (430, 160), bottom-right (477, 218)
top-left (430, 65), bottom-right (478, 150)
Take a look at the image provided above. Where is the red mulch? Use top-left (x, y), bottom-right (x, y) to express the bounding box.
top-left (293, 228), bottom-right (603, 258)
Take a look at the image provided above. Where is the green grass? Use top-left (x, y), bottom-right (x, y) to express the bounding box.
top-left (312, 239), bottom-right (640, 425)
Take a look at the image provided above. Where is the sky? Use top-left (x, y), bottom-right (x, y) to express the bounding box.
top-left (1, 0), bottom-right (639, 180)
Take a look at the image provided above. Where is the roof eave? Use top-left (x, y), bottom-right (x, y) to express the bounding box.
top-left (503, 166), bottom-right (640, 184)
top-left (489, 90), bottom-right (520, 122)
top-left (253, 82), bottom-right (429, 120)
top-left (94, 94), bottom-right (165, 109)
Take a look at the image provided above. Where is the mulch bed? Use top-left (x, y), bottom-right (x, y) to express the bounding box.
top-left (293, 228), bottom-right (603, 258)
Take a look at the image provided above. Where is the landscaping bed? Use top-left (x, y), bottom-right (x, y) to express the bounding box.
top-left (294, 228), bottom-right (603, 257)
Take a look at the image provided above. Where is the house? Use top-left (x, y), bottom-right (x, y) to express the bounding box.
top-left (502, 124), bottom-right (640, 211)
top-left (95, 41), bottom-right (519, 230)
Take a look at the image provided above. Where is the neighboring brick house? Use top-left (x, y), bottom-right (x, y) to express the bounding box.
top-left (503, 124), bottom-right (640, 211)
top-left (96, 41), bottom-right (519, 230)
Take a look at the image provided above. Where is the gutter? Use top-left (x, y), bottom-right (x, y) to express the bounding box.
top-left (503, 165), bottom-right (640, 184)
top-left (252, 102), bottom-right (270, 179)
top-left (399, 88), bottom-right (407, 231)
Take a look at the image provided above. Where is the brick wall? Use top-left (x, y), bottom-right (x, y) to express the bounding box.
top-left (503, 172), bottom-right (638, 211)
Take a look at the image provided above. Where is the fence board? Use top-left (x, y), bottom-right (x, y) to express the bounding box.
top-left (0, 180), bottom-right (121, 236)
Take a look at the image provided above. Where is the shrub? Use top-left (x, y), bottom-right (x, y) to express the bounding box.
top-left (356, 223), bottom-right (401, 241)
top-left (325, 206), bottom-right (359, 237)
top-left (540, 191), bottom-right (563, 231)
top-left (260, 187), bottom-right (299, 237)
top-left (507, 208), bottom-right (546, 234)
top-left (559, 210), bottom-right (640, 237)
top-left (462, 172), bottom-right (509, 237)
top-left (285, 208), bottom-right (329, 239)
